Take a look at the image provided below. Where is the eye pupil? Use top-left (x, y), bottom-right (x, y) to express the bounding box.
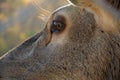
top-left (51, 21), bottom-right (65, 33)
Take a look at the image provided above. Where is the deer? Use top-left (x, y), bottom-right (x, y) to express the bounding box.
top-left (0, 0), bottom-right (120, 80)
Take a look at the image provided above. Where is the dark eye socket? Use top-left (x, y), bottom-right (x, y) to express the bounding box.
top-left (51, 20), bottom-right (65, 33)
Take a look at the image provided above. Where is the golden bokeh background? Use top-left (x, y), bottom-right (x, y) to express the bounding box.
top-left (0, 0), bottom-right (68, 56)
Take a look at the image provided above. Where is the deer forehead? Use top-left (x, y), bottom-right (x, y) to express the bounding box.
top-left (47, 5), bottom-right (90, 43)
top-left (46, 4), bottom-right (96, 47)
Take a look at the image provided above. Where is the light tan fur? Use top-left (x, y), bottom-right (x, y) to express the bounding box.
top-left (69, 0), bottom-right (120, 34)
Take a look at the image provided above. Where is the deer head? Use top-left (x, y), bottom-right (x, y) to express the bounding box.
top-left (0, 0), bottom-right (120, 80)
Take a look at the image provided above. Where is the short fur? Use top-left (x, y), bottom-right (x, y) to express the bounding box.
top-left (0, 0), bottom-right (120, 80)
top-left (69, 0), bottom-right (120, 34)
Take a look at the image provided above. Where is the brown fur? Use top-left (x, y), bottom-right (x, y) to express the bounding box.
top-left (69, 0), bottom-right (120, 34)
top-left (0, 0), bottom-right (120, 80)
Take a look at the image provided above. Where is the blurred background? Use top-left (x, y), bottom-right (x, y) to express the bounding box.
top-left (0, 0), bottom-right (69, 56)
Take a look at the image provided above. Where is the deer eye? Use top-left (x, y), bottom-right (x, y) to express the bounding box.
top-left (51, 21), bottom-right (65, 33)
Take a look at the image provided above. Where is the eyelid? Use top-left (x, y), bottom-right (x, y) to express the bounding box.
top-left (53, 15), bottom-right (66, 24)
top-left (53, 20), bottom-right (65, 25)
